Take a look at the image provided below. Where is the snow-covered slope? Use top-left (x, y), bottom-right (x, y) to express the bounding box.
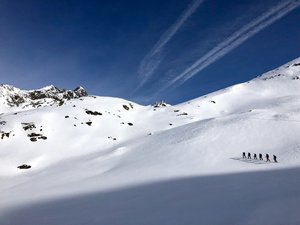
top-left (1, 58), bottom-right (300, 225)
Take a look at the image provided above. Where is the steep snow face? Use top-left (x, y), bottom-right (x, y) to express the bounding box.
top-left (0, 57), bottom-right (300, 225)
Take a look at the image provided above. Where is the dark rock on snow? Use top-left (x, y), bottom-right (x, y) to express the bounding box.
top-left (17, 164), bottom-right (31, 169)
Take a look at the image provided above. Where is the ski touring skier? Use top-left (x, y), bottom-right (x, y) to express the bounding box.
top-left (266, 154), bottom-right (270, 162)
top-left (247, 152), bottom-right (251, 159)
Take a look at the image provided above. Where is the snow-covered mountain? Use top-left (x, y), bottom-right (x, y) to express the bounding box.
top-left (0, 84), bottom-right (87, 111)
top-left (1, 58), bottom-right (300, 225)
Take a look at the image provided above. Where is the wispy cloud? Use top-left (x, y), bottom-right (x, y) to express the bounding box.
top-left (159, 0), bottom-right (300, 91)
top-left (136, 0), bottom-right (205, 91)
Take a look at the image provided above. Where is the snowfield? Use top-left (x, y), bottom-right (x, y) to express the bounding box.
top-left (0, 58), bottom-right (300, 225)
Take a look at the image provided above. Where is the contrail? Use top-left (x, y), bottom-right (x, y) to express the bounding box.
top-left (136, 0), bottom-right (205, 90)
top-left (160, 0), bottom-right (300, 91)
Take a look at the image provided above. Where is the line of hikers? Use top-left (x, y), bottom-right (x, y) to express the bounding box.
top-left (242, 152), bottom-right (277, 163)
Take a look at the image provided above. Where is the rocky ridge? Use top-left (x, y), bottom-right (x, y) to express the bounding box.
top-left (0, 84), bottom-right (88, 110)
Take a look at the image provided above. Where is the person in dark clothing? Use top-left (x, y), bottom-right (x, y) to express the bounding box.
top-left (259, 153), bottom-right (263, 160)
top-left (266, 154), bottom-right (270, 162)
top-left (254, 153), bottom-right (257, 160)
top-left (248, 152), bottom-right (251, 159)
top-left (242, 152), bottom-right (246, 158)
top-left (273, 155), bottom-right (278, 163)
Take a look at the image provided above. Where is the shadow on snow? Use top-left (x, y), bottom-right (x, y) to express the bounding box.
top-left (230, 157), bottom-right (276, 164)
top-left (1, 167), bottom-right (300, 225)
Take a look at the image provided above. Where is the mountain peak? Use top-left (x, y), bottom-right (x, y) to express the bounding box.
top-left (0, 84), bottom-right (88, 111)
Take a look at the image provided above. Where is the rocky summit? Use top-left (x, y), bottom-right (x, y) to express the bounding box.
top-left (0, 84), bottom-right (88, 110)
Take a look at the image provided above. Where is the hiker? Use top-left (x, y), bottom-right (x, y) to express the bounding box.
top-left (242, 152), bottom-right (246, 158)
top-left (266, 154), bottom-right (270, 162)
top-left (254, 153), bottom-right (257, 160)
top-left (247, 152), bottom-right (251, 159)
top-left (273, 155), bottom-right (278, 163)
top-left (259, 153), bottom-right (263, 160)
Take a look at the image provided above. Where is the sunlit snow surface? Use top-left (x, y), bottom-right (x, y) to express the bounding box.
top-left (0, 58), bottom-right (300, 225)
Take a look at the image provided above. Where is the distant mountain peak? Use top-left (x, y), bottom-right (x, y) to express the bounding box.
top-left (0, 84), bottom-right (88, 110)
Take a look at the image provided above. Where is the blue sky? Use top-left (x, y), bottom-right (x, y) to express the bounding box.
top-left (0, 0), bottom-right (299, 104)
